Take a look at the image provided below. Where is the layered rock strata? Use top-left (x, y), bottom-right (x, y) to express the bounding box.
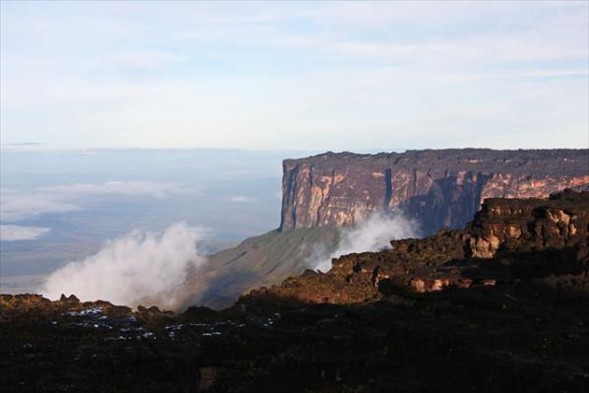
top-left (280, 149), bottom-right (589, 234)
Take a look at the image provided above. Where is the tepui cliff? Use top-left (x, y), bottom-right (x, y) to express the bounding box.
top-left (280, 148), bottom-right (589, 234)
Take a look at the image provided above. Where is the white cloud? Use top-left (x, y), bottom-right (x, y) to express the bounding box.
top-left (1, 181), bottom-right (194, 221)
top-left (229, 195), bottom-right (256, 203)
top-left (41, 222), bottom-right (206, 309)
top-left (0, 194), bottom-right (82, 221)
top-left (310, 211), bottom-right (420, 272)
top-left (1, 1), bottom-right (587, 150)
top-left (0, 225), bottom-right (51, 241)
top-left (39, 181), bottom-right (193, 199)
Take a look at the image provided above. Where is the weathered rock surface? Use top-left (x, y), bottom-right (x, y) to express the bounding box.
top-left (280, 149), bottom-right (589, 234)
top-left (247, 190), bottom-right (589, 307)
top-left (468, 188), bottom-right (589, 258)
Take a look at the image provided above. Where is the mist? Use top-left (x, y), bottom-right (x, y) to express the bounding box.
top-left (41, 222), bottom-right (207, 310)
top-left (311, 211), bottom-right (420, 272)
top-left (0, 224), bottom-right (50, 241)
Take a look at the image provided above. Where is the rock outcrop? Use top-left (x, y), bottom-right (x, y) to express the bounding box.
top-left (280, 149), bottom-right (589, 234)
top-left (468, 189), bottom-right (589, 258)
top-left (246, 190), bottom-right (589, 307)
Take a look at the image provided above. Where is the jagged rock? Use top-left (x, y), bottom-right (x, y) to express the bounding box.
top-left (59, 294), bottom-right (80, 303)
top-left (377, 276), bottom-right (416, 297)
top-left (468, 190), bottom-right (589, 258)
top-left (183, 305), bottom-right (219, 321)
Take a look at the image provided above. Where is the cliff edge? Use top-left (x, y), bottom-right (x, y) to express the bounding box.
top-left (280, 149), bottom-right (589, 234)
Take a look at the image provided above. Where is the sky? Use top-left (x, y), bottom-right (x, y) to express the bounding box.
top-left (0, 148), bottom-right (290, 292)
top-left (1, 0), bottom-right (588, 151)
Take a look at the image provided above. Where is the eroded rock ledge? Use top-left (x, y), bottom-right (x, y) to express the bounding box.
top-left (244, 189), bottom-right (589, 307)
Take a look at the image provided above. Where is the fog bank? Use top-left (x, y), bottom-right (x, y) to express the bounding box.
top-left (311, 211), bottom-right (420, 272)
top-left (42, 223), bottom-right (206, 310)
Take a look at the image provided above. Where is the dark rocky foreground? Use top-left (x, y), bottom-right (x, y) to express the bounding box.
top-left (2, 190), bottom-right (589, 392)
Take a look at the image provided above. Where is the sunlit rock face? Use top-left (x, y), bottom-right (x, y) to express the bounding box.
top-left (279, 149), bottom-right (589, 234)
top-left (468, 189), bottom-right (589, 258)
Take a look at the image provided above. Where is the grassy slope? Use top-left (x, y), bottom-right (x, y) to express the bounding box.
top-left (179, 227), bottom-right (341, 310)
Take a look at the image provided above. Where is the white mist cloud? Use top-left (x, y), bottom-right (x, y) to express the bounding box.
top-left (1, 181), bottom-right (194, 221)
top-left (311, 211), bottom-right (420, 272)
top-left (0, 225), bottom-right (51, 241)
top-left (38, 181), bottom-right (193, 199)
top-left (41, 222), bottom-right (207, 310)
top-left (0, 194), bottom-right (82, 221)
top-left (229, 195), bottom-right (256, 203)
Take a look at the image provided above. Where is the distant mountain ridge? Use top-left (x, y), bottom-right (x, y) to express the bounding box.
top-left (280, 148), bottom-right (589, 234)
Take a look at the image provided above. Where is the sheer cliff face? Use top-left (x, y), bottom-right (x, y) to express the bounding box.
top-left (280, 149), bottom-right (589, 234)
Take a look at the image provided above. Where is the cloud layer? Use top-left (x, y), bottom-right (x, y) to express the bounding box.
top-left (41, 222), bottom-right (206, 309)
top-left (1, 2), bottom-right (587, 150)
top-left (311, 212), bottom-right (420, 272)
top-left (38, 181), bottom-right (192, 199)
top-left (0, 181), bottom-right (193, 221)
top-left (229, 195), bottom-right (256, 203)
top-left (0, 224), bottom-right (51, 241)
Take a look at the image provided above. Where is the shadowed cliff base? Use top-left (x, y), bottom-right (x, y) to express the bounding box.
top-left (2, 190), bottom-right (589, 392)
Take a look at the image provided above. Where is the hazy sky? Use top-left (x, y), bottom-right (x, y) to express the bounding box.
top-left (1, 1), bottom-right (588, 151)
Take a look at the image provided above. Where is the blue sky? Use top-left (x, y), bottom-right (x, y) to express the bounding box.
top-left (1, 1), bottom-right (588, 151)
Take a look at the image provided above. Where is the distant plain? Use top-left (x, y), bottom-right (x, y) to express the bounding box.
top-left (0, 148), bottom-right (318, 293)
